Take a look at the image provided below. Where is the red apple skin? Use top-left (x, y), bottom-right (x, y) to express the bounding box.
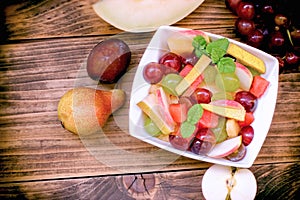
top-left (207, 136), bottom-right (242, 158)
top-left (180, 29), bottom-right (210, 43)
top-left (210, 99), bottom-right (244, 110)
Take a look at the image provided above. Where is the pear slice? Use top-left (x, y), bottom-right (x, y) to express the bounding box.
top-left (92, 0), bottom-right (205, 32)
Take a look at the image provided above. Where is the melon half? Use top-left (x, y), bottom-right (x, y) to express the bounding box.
top-left (92, 0), bottom-right (205, 32)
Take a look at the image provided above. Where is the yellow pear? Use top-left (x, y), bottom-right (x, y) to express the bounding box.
top-left (57, 87), bottom-right (126, 135)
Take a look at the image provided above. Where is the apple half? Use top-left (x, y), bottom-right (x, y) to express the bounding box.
top-left (202, 164), bottom-right (257, 200)
top-left (92, 0), bottom-right (205, 32)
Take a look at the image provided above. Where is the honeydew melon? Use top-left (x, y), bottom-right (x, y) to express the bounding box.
top-left (92, 0), bottom-right (205, 32)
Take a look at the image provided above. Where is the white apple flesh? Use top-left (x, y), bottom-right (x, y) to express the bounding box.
top-left (202, 164), bottom-right (257, 200)
top-left (235, 62), bottom-right (253, 91)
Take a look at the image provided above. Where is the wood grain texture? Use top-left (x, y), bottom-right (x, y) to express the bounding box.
top-left (0, 0), bottom-right (300, 199)
top-left (0, 163), bottom-right (299, 200)
top-left (2, 0), bottom-right (237, 41)
top-left (1, 34), bottom-right (299, 182)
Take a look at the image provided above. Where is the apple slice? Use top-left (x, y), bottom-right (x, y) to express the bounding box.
top-left (93, 0), bottom-right (205, 32)
top-left (202, 164), bottom-right (257, 200)
top-left (155, 87), bottom-right (175, 126)
top-left (235, 62), bottom-right (253, 91)
top-left (207, 135), bottom-right (242, 158)
top-left (167, 29), bottom-right (210, 55)
top-left (137, 93), bottom-right (175, 135)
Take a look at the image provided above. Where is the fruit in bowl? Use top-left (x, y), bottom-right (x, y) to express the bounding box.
top-left (129, 26), bottom-right (278, 168)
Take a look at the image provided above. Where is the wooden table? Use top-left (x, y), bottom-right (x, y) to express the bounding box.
top-left (1, 0), bottom-right (299, 199)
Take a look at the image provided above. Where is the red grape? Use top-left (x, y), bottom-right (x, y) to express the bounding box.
top-left (143, 62), bottom-right (165, 84)
top-left (225, 0), bottom-right (242, 14)
top-left (268, 30), bottom-right (286, 54)
top-left (247, 29), bottom-right (264, 48)
top-left (274, 14), bottom-right (289, 27)
top-left (236, 1), bottom-right (255, 20)
top-left (239, 126), bottom-right (254, 146)
top-left (235, 18), bottom-right (256, 36)
top-left (192, 88), bottom-right (212, 104)
top-left (159, 52), bottom-right (183, 72)
top-left (190, 128), bottom-right (216, 155)
top-left (226, 144), bottom-right (247, 162)
top-left (169, 129), bottom-right (195, 151)
top-left (285, 52), bottom-right (299, 65)
top-left (234, 91), bottom-right (257, 112)
top-left (226, 0), bottom-right (300, 72)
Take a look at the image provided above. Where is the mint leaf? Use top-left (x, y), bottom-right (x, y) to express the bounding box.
top-left (187, 104), bottom-right (203, 124)
top-left (192, 35), bottom-right (207, 50)
top-left (210, 48), bottom-right (227, 63)
top-left (180, 121), bottom-right (196, 138)
top-left (206, 38), bottom-right (229, 53)
top-left (217, 57), bottom-right (236, 73)
top-left (192, 35), bottom-right (208, 57)
top-left (206, 38), bottom-right (229, 63)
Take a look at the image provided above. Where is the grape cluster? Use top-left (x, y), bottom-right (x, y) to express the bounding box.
top-left (225, 0), bottom-right (300, 73)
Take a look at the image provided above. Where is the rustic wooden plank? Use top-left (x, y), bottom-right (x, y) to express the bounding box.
top-left (0, 34), bottom-right (299, 182)
top-left (0, 163), bottom-right (299, 200)
top-left (1, 0), bottom-right (237, 41)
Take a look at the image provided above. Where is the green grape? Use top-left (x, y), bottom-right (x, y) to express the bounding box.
top-left (215, 73), bottom-right (240, 92)
top-left (211, 92), bottom-right (234, 101)
top-left (160, 73), bottom-right (183, 96)
top-left (144, 115), bottom-right (161, 136)
top-left (211, 117), bottom-right (227, 143)
top-left (203, 65), bottom-right (218, 84)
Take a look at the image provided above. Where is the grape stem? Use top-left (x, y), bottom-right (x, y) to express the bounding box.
top-left (286, 29), bottom-right (294, 47)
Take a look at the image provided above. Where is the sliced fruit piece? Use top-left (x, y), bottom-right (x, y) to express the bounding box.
top-left (93, 0), bottom-right (205, 32)
top-left (169, 103), bottom-right (188, 123)
top-left (175, 54), bottom-right (211, 95)
top-left (201, 102), bottom-right (246, 121)
top-left (226, 43), bottom-right (266, 74)
top-left (230, 168), bottom-right (257, 200)
top-left (197, 110), bottom-right (219, 129)
top-left (167, 29), bottom-right (210, 55)
top-left (202, 164), bottom-right (257, 200)
top-left (155, 87), bottom-right (175, 126)
top-left (226, 118), bottom-right (241, 138)
top-left (238, 112), bottom-right (254, 127)
top-left (235, 62), bottom-right (253, 91)
top-left (207, 135), bottom-right (242, 158)
top-left (210, 99), bottom-right (245, 110)
top-left (179, 65), bottom-right (204, 97)
top-left (249, 75), bottom-right (270, 98)
top-left (137, 93), bottom-right (174, 135)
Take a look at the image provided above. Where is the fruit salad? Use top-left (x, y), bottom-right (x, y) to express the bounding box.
top-left (136, 28), bottom-right (271, 162)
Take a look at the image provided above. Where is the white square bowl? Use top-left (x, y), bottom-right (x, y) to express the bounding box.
top-left (129, 25), bottom-right (279, 168)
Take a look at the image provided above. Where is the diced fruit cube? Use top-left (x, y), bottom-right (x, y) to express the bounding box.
top-left (169, 103), bottom-right (188, 123)
top-left (238, 112), bottom-right (254, 127)
top-left (249, 75), bottom-right (270, 98)
top-left (197, 110), bottom-right (219, 129)
top-left (226, 118), bottom-right (241, 138)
